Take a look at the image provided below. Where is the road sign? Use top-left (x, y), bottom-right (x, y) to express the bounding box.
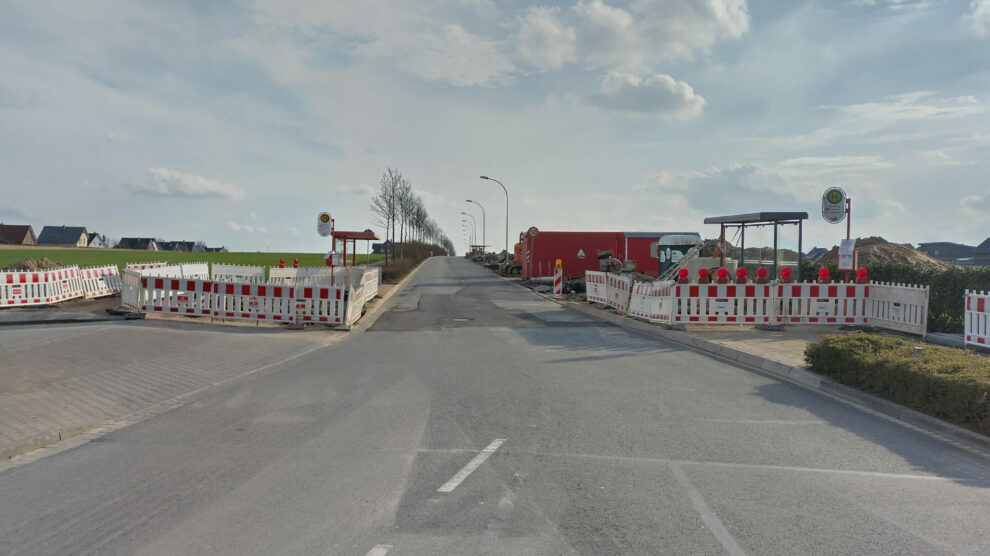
top-left (577, 249), bottom-right (585, 259)
top-left (822, 187), bottom-right (846, 224)
top-left (838, 238), bottom-right (857, 271)
top-left (317, 212), bottom-right (333, 237)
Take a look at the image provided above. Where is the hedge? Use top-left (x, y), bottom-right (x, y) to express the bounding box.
top-left (801, 262), bottom-right (990, 333)
top-left (805, 333), bottom-right (990, 435)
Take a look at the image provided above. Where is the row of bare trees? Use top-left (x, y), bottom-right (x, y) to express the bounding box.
top-left (370, 168), bottom-right (454, 263)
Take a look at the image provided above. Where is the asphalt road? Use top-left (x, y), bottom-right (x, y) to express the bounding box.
top-left (2, 256), bottom-right (990, 555)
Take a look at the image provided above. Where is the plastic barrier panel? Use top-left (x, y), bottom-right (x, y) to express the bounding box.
top-left (268, 267), bottom-right (334, 286)
top-left (605, 274), bottom-right (633, 312)
top-left (867, 282), bottom-right (928, 336)
top-left (359, 267), bottom-right (380, 305)
top-left (773, 283), bottom-right (869, 324)
top-left (293, 285), bottom-right (343, 324)
top-left (180, 262), bottom-right (211, 280)
top-left (673, 283), bottom-right (773, 323)
top-left (125, 262), bottom-right (168, 272)
top-left (140, 277), bottom-right (214, 316)
top-left (966, 290), bottom-right (990, 348)
top-left (345, 283), bottom-right (364, 326)
top-left (81, 265), bottom-right (122, 299)
top-left (628, 281), bottom-right (675, 323)
top-left (585, 271), bottom-right (608, 304)
top-left (211, 264), bottom-right (266, 284)
top-left (0, 270), bottom-right (53, 306)
top-left (121, 269), bottom-right (142, 310)
top-left (213, 282), bottom-right (295, 322)
top-left (47, 266), bottom-right (85, 303)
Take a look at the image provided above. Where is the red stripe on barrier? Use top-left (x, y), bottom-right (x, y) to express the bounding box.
top-left (979, 338), bottom-right (986, 344)
top-left (727, 285), bottom-right (736, 297)
top-left (827, 317), bottom-right (836, 323)
top-left (226, 284), bottom-right (235, 295)
top-left (155, 278), bottom-right (163, 289)
top-left (169, 308), bottom-right (178, 312)
top-left (242, 284), bottom-right (251, 296)
top-left (171, 279), bottom-right (179, 290)
top-left (809, 318), bottom-right (819, 322)
top-left (186, 309), bottom-right (194, 314)
top-left (154, 306), bottom-right (163, 311)
top-left (226, 312), bottom-right (234, 317)
top-left (202, 310), bottom-right (210, 315)
top-left (304, 287), bottom-right (313, 298)
top-left (241, 313), bottom-right (250, 318)
top-left (979, 298), bottom-right (986, 313)
top-left (745, 317), bottom-right (754, 322)
top-left (845, 318), bottom-right (854, 323)
top-left (689, 286), bottom-right (698, 298)
top-left (689, 316), bottom-right (699, 321)
top-left (745, 285), bottom-right (754, 297)
top-left (320, 288), bottom-right (329, 299)
top-left (259, 314), bottom-right (267, 319)
top-left (258, 285), bottom-right (267, 296)
top-left (726, 317), bottom-right (736, 322)
top-left (303, 316), bottom-right (312, 321)
top-left (336, 289), bottom-right (341, 300)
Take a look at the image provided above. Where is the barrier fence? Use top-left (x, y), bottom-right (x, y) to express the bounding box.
top-left (211, 264), bottom-right (266, 284)
top-left (81, 265), bottom-right (122, 299)
top-left (585, 271), bottom-right (931, 336)
top-left (0, 266), bottom-right (85, 307)
top-left (965, 290), bottom-right (989, 348)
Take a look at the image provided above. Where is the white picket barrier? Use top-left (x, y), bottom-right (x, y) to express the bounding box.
top-left (0, 270), bottom-right (54, 306)
top-left (46, 266), bottom-right (85, 303)
top-left (211, 264), bottom-right (266, 284)
top-left (672, 283), bottom-right (774, 324)
top-left (293, 285), bottom-right (344, 324)
top-left (125, 261), bottom-right (168, 272)
top-left (345, 282), bottom-right (364, 326)
top-left (81, 265), bottom-right (122, 299)
top-left (604, 273), bottom-right (633, 312)
top-left (121, 269), bottom-right (142, 310)
top-left (866, 282), bottom-right (928, 336)
top-left (359, 267), bottom-right (380, 305)
top-left (585, 271), bottom-right (608, 304)
top-left (965, 290), bottom-right (990, 348)
top-left (772, 283), bottom-right (870, 325)
top-left (628, 281), bottom-right (675, 323)
top-left (180, 262), bottom-right (211, 280)
top-left (212, 282), bottom-right (296, 323)
top-left (268, 267), bottom-right (334, 286)
top-left (138, 277), bottom-right (215, 316)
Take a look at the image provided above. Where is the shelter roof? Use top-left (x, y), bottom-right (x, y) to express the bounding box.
top-left (333, 230), bottom-right (380, 241)
top-left (703, 212), bottom-right (808, 225)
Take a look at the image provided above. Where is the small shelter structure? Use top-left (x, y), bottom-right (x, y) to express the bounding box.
top-left (333, 229), bottom-right (381, 266)
top-left (703, 212), bottom-right (808, 279)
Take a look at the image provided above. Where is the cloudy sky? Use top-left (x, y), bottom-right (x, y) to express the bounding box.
top-left (1, 0), bottom-right (988, 254)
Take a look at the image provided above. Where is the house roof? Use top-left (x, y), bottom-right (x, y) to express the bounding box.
top-left (117, 237), bottom-right (157, 249)
top-left (975, 237), bottom-right (990, 253)
top-left (38, 225), bottom-right (88, 244)
top-left (0, 224), bottom-right (34, 244)
top-left (87, 233), bottom-right (104, 243)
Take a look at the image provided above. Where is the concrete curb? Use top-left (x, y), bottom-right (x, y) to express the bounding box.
top-left (0, 426), bottom-right (94, 462)
top-left (546, 296), bottom-right (990, 457)
top-left (0, 313), bottom-right (122, 327)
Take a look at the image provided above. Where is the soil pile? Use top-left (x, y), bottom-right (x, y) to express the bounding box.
top-left (817, 237), bottom-right (951, 268)
top-left (3, 257), bottom-right (65, 271)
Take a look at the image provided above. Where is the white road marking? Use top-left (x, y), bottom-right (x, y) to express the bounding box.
top-left (670, 462), bottom-right (747, 556)
top-left (364, 545), bottom-right (392, 556)
top-left (438, 438), bottom-right (506, 493)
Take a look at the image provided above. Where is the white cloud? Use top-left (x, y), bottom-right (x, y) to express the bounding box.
top-left (972, 0), bottom-right (990, 36)
top-left (585, 72), bottom-right (706, 119)
top-left (517, 7), bottom-right (577, 71)
top-left (335, 183), bottom-right (377, 196)
top-left (227, 221), bottom-right (267, 233)
top-left (125, 168), bottom-right (245, 200)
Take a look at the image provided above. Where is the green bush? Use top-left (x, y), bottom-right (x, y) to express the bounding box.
top-left (802, 262), bottom-right (990, 333)
top-left (805, 333), bottom-right (990, 435)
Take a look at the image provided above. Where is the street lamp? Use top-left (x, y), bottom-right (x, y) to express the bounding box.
top-left (465, 199), bottom-right (485, 253)
top-left (479, 175), bottom-right (508, 259)
top-left (461, 219), bottom-right (475, 247)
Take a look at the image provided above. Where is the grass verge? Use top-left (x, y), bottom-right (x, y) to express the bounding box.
top-left (805, 332), bottom-right (990, 436)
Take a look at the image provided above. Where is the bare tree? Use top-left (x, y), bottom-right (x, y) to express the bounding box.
top-left (370, 168), bottom-right (402, 265)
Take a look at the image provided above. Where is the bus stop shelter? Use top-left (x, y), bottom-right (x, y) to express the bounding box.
top-left (332, 229), bottom-right (380, 266)
top-left (703, 212), bottom-right (808, 279)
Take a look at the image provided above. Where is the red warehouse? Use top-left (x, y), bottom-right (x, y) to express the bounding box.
top-left (520, 228), bottom-right (700, 279)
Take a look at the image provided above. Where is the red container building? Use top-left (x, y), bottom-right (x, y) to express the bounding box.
top-left (520, 228), bottom-right (700, 279)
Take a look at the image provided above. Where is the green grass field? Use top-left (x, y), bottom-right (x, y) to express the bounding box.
top-left (0, 247), bottom-right (386, 273)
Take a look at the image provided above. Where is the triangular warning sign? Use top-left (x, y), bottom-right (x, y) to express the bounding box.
top-left (577, 249), bottom-right (585, 259)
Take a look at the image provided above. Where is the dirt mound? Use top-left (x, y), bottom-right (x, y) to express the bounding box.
top-left (817, 237), bottom-right (952, 268)
top-left (3, 257), bottom-right (65, 272)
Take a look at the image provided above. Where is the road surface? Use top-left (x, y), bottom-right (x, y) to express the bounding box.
top-left (2, 257), bottom-right (990, 555)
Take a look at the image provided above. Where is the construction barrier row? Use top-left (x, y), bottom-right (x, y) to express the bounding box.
top-left (965, 290), bottom-right (990, 348)
top-left (0, 266), bottom-right (104, 307)
top-left (586, 271), bottom-right (930, 336)
top-left (81, 265), bottom-right (122, 299)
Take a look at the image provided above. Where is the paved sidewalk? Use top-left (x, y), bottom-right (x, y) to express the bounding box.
top-left (0, 296), bottom-right (124, 326)
top-left (680, 325), bottom-right (838, 368)
top-left (0, 321), bottom-right (338, 461)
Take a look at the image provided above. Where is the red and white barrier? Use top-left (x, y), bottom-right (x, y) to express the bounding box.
top-left (212, 264), bottom-right (266, 284)
top-left (966, 290), bottom-right (990, 348)
top-left (673, 283), bottom-right (773, 323)
top-left (867, 282), bottom-right (928, 336)
top-left (45, 266), bottom-right (85, 303)
top-left (125, 262), bottom-right (168, 272)
top-left (605, 274), bottom-right (633, 312)
top-left (1, 270), bottom-right (54, 306)
top-left (294, 286), bottom-right (344, 324)
top-left (139, 277), bottom-right (215, 316)
top-left (212, 282), bottom-right (296, 322)
top-left (553, 263), bottom-right (562, 297)
top-left (628, 281), bottom-right (675, 323)
top-left (81, 265), bottom-right (122, 299)
top-left (585, 271), bottom-right (608, 304)
top-left (773, 283), bottom-right (869, 324)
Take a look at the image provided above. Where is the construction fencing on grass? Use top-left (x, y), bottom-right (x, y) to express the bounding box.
top-left (586, 271), bottom-right (931, 337)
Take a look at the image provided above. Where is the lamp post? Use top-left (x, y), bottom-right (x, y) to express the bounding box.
top-left (479, 176), bottom-right (508, 259)
top-left (461, 219), bottom-right (475, 248)
top-left (465, 199), bottom-right (485, 253)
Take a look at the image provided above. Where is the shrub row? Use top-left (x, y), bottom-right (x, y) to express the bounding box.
top-left (379, 241), bottom-right (444, 283)
top-left (805, 333), bottom-right (990, 435)
top-left (801, 262), bottom-right (990, 333)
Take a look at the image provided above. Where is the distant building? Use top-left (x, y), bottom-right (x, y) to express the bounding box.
top-left (917, 242), bottom-right (975, 264)
top-left (372, 240), bottom-right (393, 255)
top-left (86, 233), bottom-right (109, 248)
top-left (202, 246), bottom-right (228, 253)
top-left (804, 247), bottom-right (828, 262)
top-left (974, 238), bottom-right (990, 267)
top-left (38, 225), bottom-right (88, 247)
top-left (0, 224), bottom-right (37, 245)
top-left (117, 237), bottom-right (159, 251)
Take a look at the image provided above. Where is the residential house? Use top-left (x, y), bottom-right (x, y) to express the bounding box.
top-left (202, 246), bottom-right (228, 253)
top-left (0, 224), bottom-right (37, 245)
top-left (116, 237), bottom-right (159, 251)
top-left (37, 225), bottom-right (88, 247)
top-left (917, 242), bottom-right (975, 264)
top-left (974, 238), bottom-right (990, 266)
top-left (371, 240), bottom-right (393, 255)
top-left (87, 233), bottom-right (109, 248)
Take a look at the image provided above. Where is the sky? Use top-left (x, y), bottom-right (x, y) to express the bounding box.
top-left (1, 0), bottom-right (988, 254)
